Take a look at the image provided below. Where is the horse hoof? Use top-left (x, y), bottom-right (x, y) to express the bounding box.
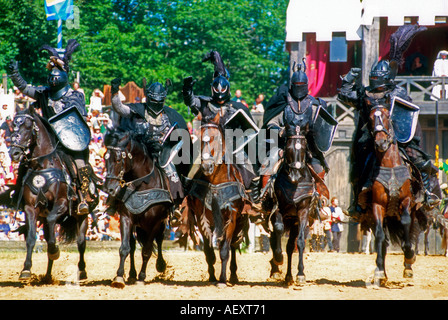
top-left (216, 282), bottom-right (228, 288)
top-left (296, 275), bottom-right (306, 284)
top-left (373, 270), bottom-right (387, 288)
top-left (128, 277), bottom-right (137, 285)
top-left (403, 269), bottom-right (413, 279)
top-left (270, 271), bottom-right (283, 281)
top-left (78, 270), bottom-right (87, 281)
top-left (156, 259), bottom-right (167, 273)
top-left (48, 249), bottom-right (60, 261)
top-left (111, 276), bottom-right (126, 288)
top-left (229, 275), bottom-right (239, 285)
top-left (19, 270), bottom-right (32, 281)
top-left (284, 276), bottom-right (294, 286)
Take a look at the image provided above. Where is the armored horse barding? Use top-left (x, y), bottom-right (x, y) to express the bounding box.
top-left (185, 112), bottom-right (249, 285)
top-left (9, 106), bottom-right (96, 282)
top-left (268, 121), bottom-right (329, 285)
top-left (104, 128), bottom-right (173, 288)
top-left (358, 102), bottom-right (427, 286)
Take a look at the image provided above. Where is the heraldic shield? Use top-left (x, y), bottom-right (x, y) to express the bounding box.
top-left (48, 106), bottom-right (91, 152)
top-left (390, 96), bottom-right (420, 144)
top-left (312, 105), bottom-right (338, 153)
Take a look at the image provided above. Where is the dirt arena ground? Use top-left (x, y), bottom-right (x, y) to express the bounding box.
top-left (0, 240), bottom-right (447, 302)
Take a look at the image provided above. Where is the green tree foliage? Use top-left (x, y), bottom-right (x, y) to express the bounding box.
top-left (1, 0), bottom-right (289, 120)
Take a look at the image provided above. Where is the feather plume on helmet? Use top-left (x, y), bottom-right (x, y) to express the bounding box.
top-left (39, 39), bottom-right (80, 73)
top-left (202, 50), bottom-right (230, 79)
top-left (388, 24), bottom-right (426, 79)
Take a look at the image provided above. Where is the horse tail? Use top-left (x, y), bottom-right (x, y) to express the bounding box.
top-left (58, 215), bottom-right (78, 243)
top-left (211, 196), bottom-right (224, 241)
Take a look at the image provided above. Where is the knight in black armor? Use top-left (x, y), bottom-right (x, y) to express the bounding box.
top-left (258, 59), bottom-right (335, 201)
top-left (337, 24), bottom-right (441, 219)
top-left (182, 50), bottom-right (259, 200)
top-left (7, 39), bottom-right (96, 215)
top-left (110, 77), bottom-right (192, 211)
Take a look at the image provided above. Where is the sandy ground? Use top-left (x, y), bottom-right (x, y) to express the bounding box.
top-left (0, 240), bottom-right (447, 302)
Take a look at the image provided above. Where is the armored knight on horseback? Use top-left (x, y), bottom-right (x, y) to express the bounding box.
top-left (257, 59), bottom-right (336, 206)
top-left (182, 50), bottom-right (259, 200)
top-left (7, 39), bottom-right (99, 215)
top-left (337, 24), bottom-right (441, 220)
top-left (109, 77), bottom-right (192, 212)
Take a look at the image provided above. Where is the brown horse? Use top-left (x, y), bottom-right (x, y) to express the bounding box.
top-left (9, 106), bottom-right (94, 282)
top-left (104, 128), bottom-right (173, 288)
top-left (185, 111), bottom-right (248, 285)
top-left (268, 122), bottom-right (327, 285)
top-left (359, 105), bottom-right (426, 286)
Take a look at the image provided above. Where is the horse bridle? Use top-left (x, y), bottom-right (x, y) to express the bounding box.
top-left (285, 132), bottom-right (307, 172)
top-left (200, 123), bottom-right (223, 164)
top-left (105, 140), bottom-right (134, 188)
top-left (371, 106), bottom-right (395, 149)
top-left (10, 114), bottom-right (39, 154)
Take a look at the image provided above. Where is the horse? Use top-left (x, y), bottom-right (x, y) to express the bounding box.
top-left (103, 128), bottom-right (173, 288)
top-left (268, 122), bottom-right (327, 285)
top-left (8, 106), bottom-right (95, 282)
top-left (184, 111), bottom-right (249, 285)
top-left (415, 206), bottom-right (448, 256)
top-left (358, 105), bottom-right (427, 286)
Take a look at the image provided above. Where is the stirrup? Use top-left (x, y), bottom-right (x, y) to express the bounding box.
top-left (77, 201), bottom-right (89, 215)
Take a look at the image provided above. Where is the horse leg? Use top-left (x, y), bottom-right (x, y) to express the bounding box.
top-left (372, 203), bottom-right (387, 287)
top-left (138, 228), bottom-right (154, 284)
top-left (424, 227), bottom-right (430, 256)
top-left (128, 232), bottom-right (137, 283)
top-left (229, 244), bottom-right (238, 284)
top-left (269, 210), bottom-right (284, 279)
top-left (296, 213), bottom-right (308, 284)
top-left (217, 237), bottom-right (231, 285)
top-left (19, 206), bottom-right (37, 281)
top-left (77, 215), bottom-right (88, 281)
top-left (155, 220), bottom-right (167, 273)
top-left (285, 226), bottom-right (298, 285)
top-left (203, 237), bottom-right (217, 282)
top-left (111, 215), bottom-right (132, 288)
top-left (401, 202), bottom-right (415, 278)
top-left (43, 211), bottom-right (62, 283)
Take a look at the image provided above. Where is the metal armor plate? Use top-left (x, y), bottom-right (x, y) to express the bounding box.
top-left (390, 96), bottom-right (420, 144)
top-left (48, 106), bottom-right (91, 152)
top-left (312, 105), bottom-right (338, 152)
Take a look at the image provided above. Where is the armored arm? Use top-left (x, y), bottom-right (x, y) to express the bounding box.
top-left (8, 60), bottom-right (40, 100)
top-left (337, 67), bottom-right (362, 109)
top-left (110, 78), bottom-right (131, 118)
top-left (182, 76), bottom-right (201, 115)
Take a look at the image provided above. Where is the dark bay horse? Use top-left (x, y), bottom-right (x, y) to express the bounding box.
top-left (268, 123), bottom-right (328, 285)
top-left (104, 128), bottom-right (173, 288)
top-left (185, 112), bottom-right (249, 285)
top-left (359, 105), bottom-right (426, 286)
top-left (9, 106), bottom-right (92, 282)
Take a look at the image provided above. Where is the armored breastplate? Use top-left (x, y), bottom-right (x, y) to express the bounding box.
top-left (48, 89), bottom-right (86, 118)
top-left (284, 95), bottom-right (314, 134)
top-left (134, 111), bottom-right (171, 145)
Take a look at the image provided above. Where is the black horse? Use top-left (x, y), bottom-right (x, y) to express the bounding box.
top-left (268, 123), bottom-right (329, 285)
top-left (9, 106), bottom-right (97, 282)
top-left (104, 128), bottom-right (173, 288)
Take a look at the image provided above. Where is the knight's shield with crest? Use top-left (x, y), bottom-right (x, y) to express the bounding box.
top-left (48, 106), bottom-right (91, 151)
top-left (390, 96), bottom-right (420, 144)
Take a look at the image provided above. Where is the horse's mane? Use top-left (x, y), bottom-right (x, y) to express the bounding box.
top-left (104, 126), bottom-right (150, 158)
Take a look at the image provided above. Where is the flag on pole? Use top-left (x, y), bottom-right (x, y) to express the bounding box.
top-left (45, 0), bottom-right (74, 21)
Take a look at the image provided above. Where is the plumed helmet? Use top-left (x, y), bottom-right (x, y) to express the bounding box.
top-left (368, 60), bottom-right (393, 91)
top-left (211, 75), bottom-right (230, 103)
top-left (289, 59), bottom-right (309, 100)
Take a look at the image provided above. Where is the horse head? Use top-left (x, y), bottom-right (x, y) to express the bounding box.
top-left (369, 106), bottom-right (395, 153)
top-left (9, 105), bottom-right (40, 163)
top-left (198, 112), bottom-right (224, 177)
top-left (283, 122), bottom-right (309, 184)
top-left (104, 128), bottom-right (136, 197)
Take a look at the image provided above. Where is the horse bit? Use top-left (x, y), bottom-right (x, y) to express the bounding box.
top-left (105, 143), bottom-right (134, 188)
